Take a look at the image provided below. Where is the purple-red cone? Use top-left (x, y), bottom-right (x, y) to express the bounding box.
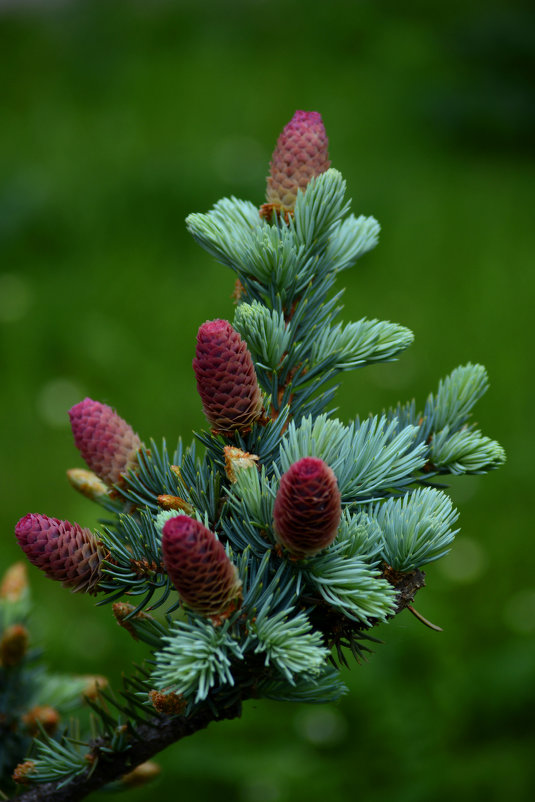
top-left (261, 110), bottom-right (330, 218)
top-left (161, 516), bottom-right (242, 617)
top-left (69, 398), bottom-right (142, 486)
top-left (193, 319), bottom-right (263, 434)
top-left (273, 457), bottom-right (341, 557)
top-left (15, 513), bottom-right (104, 594)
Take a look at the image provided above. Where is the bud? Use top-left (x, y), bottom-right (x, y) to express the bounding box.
top-left (12, 761), bottom-right (35, 785)
top-left (193, 319), bottom-right (263, 434)
top-left (15, 513), bottom-right (104, 594)
top-left (260, 110), bottom-right (330, 219)
top-left (162, 516), bottom-right (242, 617)
top-left (67, 468), bottom-right (110, 503)
top-left (81, 674), bottom-right (109, 700)
top-left (0, 624), bottom-right (29, 667)
top-left (22, 705), bottom-right (60, 736)
top-left (224, 446), bottom-right (259, 483)
top-left (69, 398), bottom-right (142, 486)
top-left (157, 494), bottom-right (194, 513)
top-left (148, 689), bottom-right (186, 716)
top-left (112, 602), bottom-right (153, 640)
top-left (0, 562), bottom-right (28, 602)
top-left (273, 457), bottom-right (341, 557)
top-left (121, 761), bottom-right (161, 788)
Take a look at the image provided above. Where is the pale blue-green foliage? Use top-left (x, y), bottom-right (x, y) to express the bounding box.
top-left (185, 195), bottom-right (259, 271)
top-left (323, 213), bottom-right (381, 271)
top-left (234, 301), bottom-right (290, 370)
top-left (186, 170), bottom-right (378, 306)
top-left (310, 318), bottom-right (414, 370)
top-left (222, 466), bottom-right (278, 555)
top-left (424, 363), bottom-right (489, 435)
top-left (152, 618), bottom-right (245, 703)
top-left (386, 363), bottom-right (503, 477)
top-left (251, 607), bottom-right (330, 683)
top-left (230, 465), bottom-right (277, 527)
top-left (305, 533), bottom-right (397, 625)
top-left (430, 426), bottom-right (506, 474)
top-left (375, 487), bottom-right (459, 571)
top-left (279, 413), bottom-right (427, 501)
top-left (336, 508), bottom-right (384, 565)
top-left (292, 169), bottom-right (351, 253)
top-left (186, 197), bottom-right (314, 301)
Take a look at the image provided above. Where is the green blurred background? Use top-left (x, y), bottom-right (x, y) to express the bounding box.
top-left (1, 0), bottom-right (534, 799)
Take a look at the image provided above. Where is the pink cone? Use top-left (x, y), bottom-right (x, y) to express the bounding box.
top-left (273, 457), bottom-right (341, 557)
top-left (193, 319), bottom-right (263, 434)
top-left (69, 398), bottom-right (142, 486)
top-left (15, 513), bottom-right (104, 594)
top-left (262, 110), bottom-right (330, 215)
top-left (162, 516), bottom-right (241, 617)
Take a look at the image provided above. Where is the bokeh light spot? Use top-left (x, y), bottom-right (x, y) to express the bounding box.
top-left (437, 537), bottom-right (487, 583)
top-left (36, 378), bottom-right (85, 428)
top-left (241, 777), bottom-right (281, 802)
top-left (294, 706), bottom-right (347, 746)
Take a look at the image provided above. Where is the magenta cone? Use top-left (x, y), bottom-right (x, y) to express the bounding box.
top-left (162, 516), bottom-right (241, 617)
top-left (265, 110), bottom-right (330, 213)
top-left (69, 398), bottom-right (141, 486)
top-left (193, 319), bottom-right (263, 434)
top-left (273, 457), bottom-right (341, 557)
top-left (15, 513), bottom-right (104, 593)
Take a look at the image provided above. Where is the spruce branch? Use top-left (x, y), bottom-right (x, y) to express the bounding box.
top-left (12, 700), bottom-right (244, 802)
top-left (10, 108), bottom-right (505, 798)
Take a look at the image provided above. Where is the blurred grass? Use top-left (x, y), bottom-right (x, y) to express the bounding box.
top-left (1, 1), bottom-right (534, 800)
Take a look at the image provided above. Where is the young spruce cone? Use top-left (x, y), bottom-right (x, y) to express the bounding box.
top-left (273, 457), bottom-right (341, 557)
top-left (162, 516), bottom-right (242, 617)
top-left (193, 319), bottom-right (263, 434)
top-left (14, 513), bottom-right (104, 593)
top-left (260, 110), bottom-right (330, 219)
top-left (69, 398), bottom-right (142, 486)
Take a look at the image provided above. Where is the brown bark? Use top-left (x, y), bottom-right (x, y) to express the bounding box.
top-left (12, 700), bottom-right (242, 802)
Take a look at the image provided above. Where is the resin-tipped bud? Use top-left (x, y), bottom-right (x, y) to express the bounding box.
top-left (22, 705), bottom-right (60, 737)
top-left (224, 446), bottom-right (259, 483)
top-left (193, 319), bottom-right (263, 434)
top-left (12, 761), bottom-right (36, 785)
top-left (15, 513), bottom-right (104, 594)
top-left (121, 761), bottom-right (161, 789)
top-left (260, 110), bottom-right (330, 219)
top-left (162, 515), bottom-right (242, 617)
top-left (69, 398), bottom-right (142, 486)
top-left (67, 468), bottom-right (110, 503)
top-left (273, 457), bottom-right (341, 557)
top-left (148, 689), bottom-right (186, 716)
top-left (0, 562), bottom-right (28, 603)
top-left (0, 624), bottom-right (29, 667)
top-left (81, 675), bottom-right (109, 700)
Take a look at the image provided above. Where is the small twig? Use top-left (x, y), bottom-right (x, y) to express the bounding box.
top-left (407, 605), bottom-right (443, 632)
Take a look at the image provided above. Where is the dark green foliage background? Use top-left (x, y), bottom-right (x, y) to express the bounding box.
top-left (1, 1), bottom-right (533, 799)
